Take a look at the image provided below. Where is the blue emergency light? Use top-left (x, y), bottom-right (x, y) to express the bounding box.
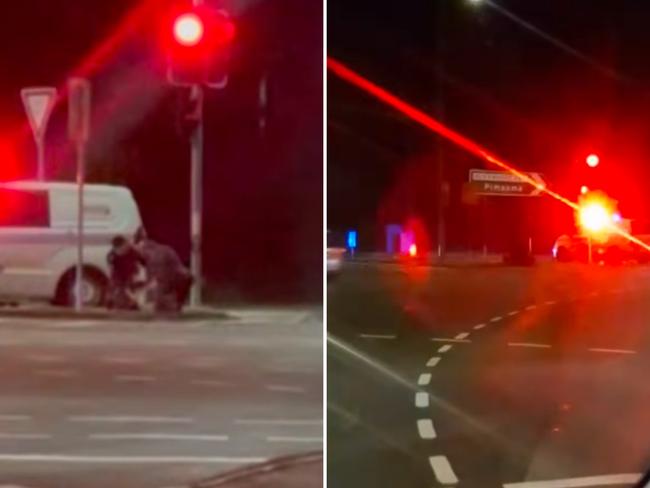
top-left (346, 230), bottom-right (357, 250)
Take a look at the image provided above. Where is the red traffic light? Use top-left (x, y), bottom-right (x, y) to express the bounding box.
top-left (586, 154), bottom-right (600, 168)
top-left (173, 13), bottom-right (204, 47)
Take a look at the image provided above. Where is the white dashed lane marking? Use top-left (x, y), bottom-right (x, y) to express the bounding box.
top-left (525, 305), bottom-right (537, 311)
top-left (114, 375), bottom-right (156, 383)
top-left (35, 370), bottom-right (78, 378)
top-left (545, 300), bottom-right (556, 306)
top-left (266, 436), bottom-right (322, 443)
top-left (588, 348), bottom-right (636, 355)
top-left (415, 392), bottom-right (429, 408)
top-left (426, 357), bottom-right (441, 367)
top-left (454, 332), bottom-right (470, 340)
top-left (508, 342), bottom-right (551, 349)
top-left (429, 455), bottom-right (459, 485)
top-left (0, 433), bottom-right (51, 440)
top-left (417, 419), bottom-right (436, 439)
top-left (68, 416), bottom-right (194, 424)
top-left (473, 324), bottom-right (486, 330)
top-left (437, 345), bottom-right (452, 353)
top-left (234, 419), bottom-right (322, 426)
top-left (265, 385), bottom-right (305, 394)
top-left (417, 373), bottom-right (431, 386)
top-left (0, 415), bottom-right (31, 422)
top-left (358, 333), bottom-right (396, 340)
top-left (430, 338), bottom-right (471, 344)
top-left (89, 433), bottom-right (229, 442)
top-left (489, 316), bottom-right (502, 323)
top-left (507, 310), bottom-right (519, 316)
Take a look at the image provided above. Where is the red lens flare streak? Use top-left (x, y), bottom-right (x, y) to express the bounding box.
top-left (327, 57), bottom-right (650, 254)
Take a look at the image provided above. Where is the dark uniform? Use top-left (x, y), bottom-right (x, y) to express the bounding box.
top-left (138, 239), bottom-right (192, 312)
top-left (107, 236), bottom-right (144, 310)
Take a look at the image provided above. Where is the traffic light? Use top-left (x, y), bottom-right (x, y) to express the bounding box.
top-left (586, 153), bottom-right (600, 168)
top-left (164, 6), bottom-right (235, 86)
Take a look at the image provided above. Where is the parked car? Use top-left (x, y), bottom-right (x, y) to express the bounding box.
top-left (0, 181), bottom-right (142, 306)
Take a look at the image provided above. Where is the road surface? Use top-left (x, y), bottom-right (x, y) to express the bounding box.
top-left (0, 309), bottom-right (322, 488)
top-left (328, 262), bottom-right (650, 488)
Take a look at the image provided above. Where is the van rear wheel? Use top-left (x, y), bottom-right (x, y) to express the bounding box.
top-left (56, 269), bottom-right (107, 307)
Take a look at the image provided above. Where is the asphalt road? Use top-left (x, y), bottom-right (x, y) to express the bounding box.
top-left (0, 309), bottom-right (323, 488)
top-left (328, 262), bottom-right (650, 488)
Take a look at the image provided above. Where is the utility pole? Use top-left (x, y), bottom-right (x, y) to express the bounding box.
top-left (189, 82), bottom-right (204, 307)
top-left (435, 0), bottom-right (446, 260)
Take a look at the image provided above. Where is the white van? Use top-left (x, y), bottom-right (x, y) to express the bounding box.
top-left (0, 181), bottom-right (142, 306)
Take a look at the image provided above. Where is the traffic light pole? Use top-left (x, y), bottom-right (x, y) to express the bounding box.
top-left (189, 84), bottom-right (204, 307)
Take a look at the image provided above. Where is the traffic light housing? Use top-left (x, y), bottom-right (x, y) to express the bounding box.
top-left (164, 6), bottom-right (235, 86)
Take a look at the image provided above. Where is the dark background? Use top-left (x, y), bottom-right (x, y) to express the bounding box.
top-left (0, 0), bottom-right (323, 302)
top-left (328, 0), bottom-right (650, 254)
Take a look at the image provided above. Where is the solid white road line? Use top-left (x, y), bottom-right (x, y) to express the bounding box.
top-left (490, 316), bottom-right (502, 323)
top-left (508, 342), bottom-right (551, 349)
top-left (417, 419), bottom-right (436, 439)
top-left (266, 436), bottom-right (322, 443)
top-left (358, 333), bottom-right (396, 340)
top-left (89, 433), bottom-right (228, 442)
top-left (426, 357), bottom-right (441, 367)
top-left (415, 392), bottom-right (429, 408)
top-left (0, 454), bottom-right (267, 464)
top-left (430, 338), bottom-right (471, 343)
top-left (473, 324), bottom-right (486, 330)
top-left (438, 344), bottom-right (452, 353)
top-left (234, 419), bottom-right (322, 426)
top-left (114, 375), bottom-right (156, 383)
top-left (265, 385), bottom-right (306, 393)
top-left (429, 455), bottom-right (459, 485)
top-left (454, 332), bottom-right (470, 340)
top-left (68, 416), bottom-right (194, 424)
top-left (502, 473), bottom-right (641, 488)
top-left (507, 310), bottom-right (519, 316)
top-left (0, 433), bottom-right (51, 440)
top-left (588, 348), bottom-right (636, 355)
top-left (525, 305), bottom-right (537, 311)
top-left (417, 373), bottom-right (432, 386)
top-left (545, 300), bottom-right (557, 306)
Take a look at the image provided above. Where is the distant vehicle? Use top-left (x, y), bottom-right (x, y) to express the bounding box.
top-left (0, 181), bottom-right (142, 306)
top-left (327, 230), bottom-right (346, 277)
top-left (553, 229), bottom-right (650, 264)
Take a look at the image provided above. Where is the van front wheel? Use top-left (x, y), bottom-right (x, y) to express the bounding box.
top-left (55, 268), bottom-right (107, 307)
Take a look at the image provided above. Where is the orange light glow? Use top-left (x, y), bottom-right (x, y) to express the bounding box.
top-left (174, 13), bottom-right (204, 46)
top-left (579, 202), bottom-right (611, 233)
top-left (409, 244), bottom-right (417, 257)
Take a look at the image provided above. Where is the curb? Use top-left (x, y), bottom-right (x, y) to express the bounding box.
top-left (0, 308), bottom-right (231, 322)
top-left (191, 451), bottom-right (323, 488)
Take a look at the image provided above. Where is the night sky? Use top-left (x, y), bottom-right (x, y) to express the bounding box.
top-left (328, 0), bottom-right (650, 253)
top-left (0, 0), bottom-right (323, 302)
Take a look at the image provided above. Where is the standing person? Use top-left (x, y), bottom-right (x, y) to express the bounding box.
top-left (107, 235), bottom-right (143, 310)
top-left (135, 229), bottom-right (192, 313)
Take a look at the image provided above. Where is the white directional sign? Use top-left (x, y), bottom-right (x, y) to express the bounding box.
top-left (21, 87), bottom-right (56, 140)
top-left (469, 169), bottom-right (546, 197)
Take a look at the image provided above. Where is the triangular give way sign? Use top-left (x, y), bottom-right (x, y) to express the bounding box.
top-left (21, 87), bottom-right (57, 140)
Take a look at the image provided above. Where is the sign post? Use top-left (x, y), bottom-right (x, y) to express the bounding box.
top-left (21, 87), bottom-right (57, 181)
top-left (468, 169), bottom-right (546, 197)
top-left (68, 78), bottom-right (91, 312)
